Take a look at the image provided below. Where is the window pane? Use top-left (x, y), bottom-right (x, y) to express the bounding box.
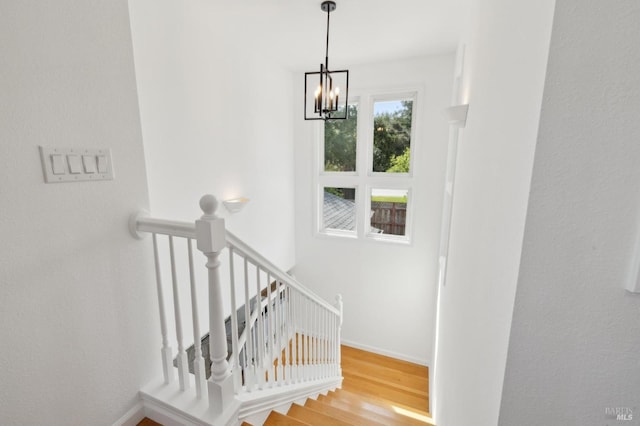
top-left (323, 187), bottom-right (356, 232)
top-left (370, 188), bottom-right (408, 236)
top-left (324, 104), bottom-right (358, 172)
top-left (372, 100), bottom-right (413, 173)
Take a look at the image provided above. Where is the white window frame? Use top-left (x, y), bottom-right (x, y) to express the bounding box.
top-left (318, 183), bottom-right (359, 239)
top-left (314, 87), bottom-right (421, 244)
top-left (368, 92), bottom-right (418, 178)
top-left (366, 185), bottom-right (413, 242)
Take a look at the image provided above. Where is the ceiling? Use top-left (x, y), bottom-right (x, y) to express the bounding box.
top-left (220, 0), bottom-right (473, 70)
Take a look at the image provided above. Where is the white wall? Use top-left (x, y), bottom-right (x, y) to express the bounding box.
top-left (292, 55), bottom-right (454, 365)
top-left (432, 0), bottom-right (556, 424)
top-left (128, 0), bottom-right (298, 339)
top-left (0, 1), bottom-right (158, 425)
top-left (128, 0), bottom-right (296, 269)
top-left (499, 1), bottom-right (640, 424)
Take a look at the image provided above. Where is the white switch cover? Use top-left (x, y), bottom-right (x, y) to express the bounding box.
top-left (51, 155), bottom-right (66, 175)
top-left (67, 155), bottom-right (82, 174)
top-left (82, 155), bottom-right (96, 173)
top-left (97, 155), bottom-right (108, 173)
top-left (39, 146), bottom-right (114, 183)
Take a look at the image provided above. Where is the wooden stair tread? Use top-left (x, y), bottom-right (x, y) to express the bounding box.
top-left (318, 391), bottom-right (430, 426)
top-left (304, 399), bottom-right (386, 426)
top-left (304, 397), bottom-right (388, 426)
top-left (287, 403), bottom-right (351, 426)
top-left (336, 387), bottom-right (430, 416)
top-left (263, 410), bottom-right (311, 425)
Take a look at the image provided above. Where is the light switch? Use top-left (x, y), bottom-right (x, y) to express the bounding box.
top-left (51, 155), bottom-right (66, 175)
top-left (67, 155), bottom-right (82, 174)
top-left (40, 146), bottom-right (113, 183)
top-left (97, 155), bottom-right (108, 173)
top-left (83, 155), bottom-right (96, 173)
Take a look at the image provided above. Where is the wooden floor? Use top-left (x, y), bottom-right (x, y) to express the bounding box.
top-left (139, 344), bottom-right (432, 425)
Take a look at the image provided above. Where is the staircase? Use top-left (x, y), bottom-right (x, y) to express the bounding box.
top-left (251, 345), bottom-right (432, 426)
top-left (129, 195), bottom-right (430, 425)
top-left (137, 346), bottom-right (431, 426)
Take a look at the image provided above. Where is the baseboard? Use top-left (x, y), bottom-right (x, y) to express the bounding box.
top-left (112, 400), bottom-right (145, 426)
top-left (341, 339), bottom-right (429, 366)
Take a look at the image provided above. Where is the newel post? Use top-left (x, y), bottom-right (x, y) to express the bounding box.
top-left (195, 195), bottom-right (234, 414)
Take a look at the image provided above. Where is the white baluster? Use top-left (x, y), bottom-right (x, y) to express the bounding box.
top-left (287, 286), bottom-right (294, 384)
top-left (317, 303), bottom-right (322, 379)
top-left (243, 258), bottom-right (255, 390)
top-left (294, 290), bottom-right (301, 382)
top-left (255, 267), bottom-right (266, 389)
top-left (318, 303), bottom-right (322, 379)
top-left (187, 239), bottom-right (206, 398)
top-left (195, 195), bottom-right (234, 415)
top-left (266, 274), bottom-right (275, 386)
top-left (335, 311), bottom-right (340, 376)
top-left (305, 296), bottom-right (311, 381)
top-left (152, 234), bottom-right (174, 384)
top-left (276, 281), bottom-right (284, 384)
top-left (321, 306), bottom-right (325, 377)
top-left (336, 294), bottom-right (343, 377)
top-left (169, 236), bottom-right (190, 390)
top-left (289, 288), bottom-right (298, 383)
top-left (329, 310), bottom-right (334, 376)
top-left (285, 286), bottom-right (292, 384)
top-left (310, 302), bottom-right (318, 379)
top-left (228, 248), bottom-right (242, 393)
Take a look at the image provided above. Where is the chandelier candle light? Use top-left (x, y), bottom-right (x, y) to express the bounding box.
top-left (304, 1), bottom-right (349, 120)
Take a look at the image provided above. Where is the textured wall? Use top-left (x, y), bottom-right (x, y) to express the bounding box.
top-left (500, 1), bottom-right (640, 425)
top-left (0, 1), bottom-right (157, 425)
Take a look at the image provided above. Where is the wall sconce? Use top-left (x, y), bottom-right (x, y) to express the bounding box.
top-left (223, 197), bottom-right (250, 213)
top-left (445, 104), bottom-right (469, 127)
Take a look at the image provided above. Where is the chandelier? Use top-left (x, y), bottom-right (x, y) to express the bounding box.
top-left (304, 1), bottom-right (349, 121)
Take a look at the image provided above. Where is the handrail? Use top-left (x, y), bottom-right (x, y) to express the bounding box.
top-left (131, 213), bottom-right (340, 316)
top-left (134, 215), bottom-right (196, 239)
top-left (226, 231), bottom-right (340, 315)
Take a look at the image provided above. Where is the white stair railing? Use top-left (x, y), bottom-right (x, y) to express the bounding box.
top-left (225, 236), bottom-right (343, 393)
top-left (129, 195), bottom-right (343, 424)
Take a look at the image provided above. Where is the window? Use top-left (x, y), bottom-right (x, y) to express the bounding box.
top-left (317, 91), bottom-right (417, 243)
top-left (369, 188), bottom-right (409, 237)
top-left (372, 99), bottom-right (413, 173)
top-left (325, 104), bottom-right (358, 172)
top-left (322, 186), bottom-right (357, 234)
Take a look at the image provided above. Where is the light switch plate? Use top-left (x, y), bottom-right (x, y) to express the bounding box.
top-left (39, 146), bottom-right (114, 183)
